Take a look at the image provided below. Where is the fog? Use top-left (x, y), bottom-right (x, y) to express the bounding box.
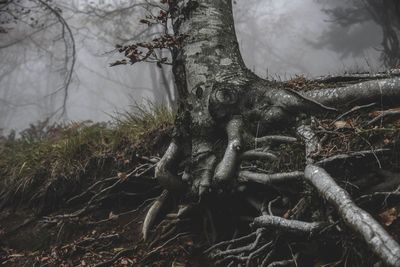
top-left (0, 0), bottom-right (385, 132)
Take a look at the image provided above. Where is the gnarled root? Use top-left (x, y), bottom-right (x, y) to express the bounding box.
top-left (142, 189), bottom-right (169, 241)
top-left (155, 141), bottom-right (184, 191)
top-left (252, 215), bottom-right (325, 237)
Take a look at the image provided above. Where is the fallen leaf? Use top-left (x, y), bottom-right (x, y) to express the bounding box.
top-left (117, 172), bottom-right (127, 181)
top-left (334, 121), bottom-right (348, 129)
top-left (379, 207), bottom-right (398, 226)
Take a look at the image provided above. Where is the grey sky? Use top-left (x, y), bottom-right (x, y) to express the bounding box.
top-left (0, 0), bottom-right (384, 132)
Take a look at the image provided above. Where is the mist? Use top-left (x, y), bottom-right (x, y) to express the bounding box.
top-left (0, 0), bottom-right (386, 132)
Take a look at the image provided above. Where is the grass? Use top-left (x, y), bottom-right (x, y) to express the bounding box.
top-left (0, 104), bottom-right (174, 213)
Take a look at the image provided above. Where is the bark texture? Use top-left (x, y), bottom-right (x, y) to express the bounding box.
top-left (149, 1), bottom-right (400, 266)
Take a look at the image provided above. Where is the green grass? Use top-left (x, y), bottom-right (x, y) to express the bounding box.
top-left (0, 104), bottom-right (174, 213)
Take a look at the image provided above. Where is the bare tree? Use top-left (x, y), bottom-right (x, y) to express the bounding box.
top-left (318, 0), bottom-right (400, 68)
top-left (0, 0), bottom-right (76, 127)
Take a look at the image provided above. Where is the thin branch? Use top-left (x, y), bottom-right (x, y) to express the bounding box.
top-left (332, 102), bottom-right (376, 123)
top-left (367, 108), bottom-right (400, 125)
top-left (285, 88), bottom-right (338, 112)
top-left (37, 0), bottom-right (76, 117)
top-left (316, 149), bottom-right (390, 166)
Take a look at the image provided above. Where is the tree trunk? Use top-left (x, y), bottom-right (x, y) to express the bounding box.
top-left (148, 1), bottom-right (400, 266)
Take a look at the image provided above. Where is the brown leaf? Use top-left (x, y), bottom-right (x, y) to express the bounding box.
top-left (117, 172), bottom-right (127, 181)
top-left (379, 207), bottom-right (398, 226)
top-left (334, 121), bottom-right (348, 129)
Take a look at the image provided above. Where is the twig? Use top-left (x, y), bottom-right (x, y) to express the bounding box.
top-left (141, 232), bottom-right (190, 262)
top-left (356, 191), bottom-right (400, 206)
top-left (205, 232), bottom-right (257, 254)
top-left (316, 149), bottom-right (390, 166)
top-left (93, 247), bottom-right (134, 267)
top-left (367, 109), bottom-right (400, 125)
top-left (66, 176), bottom-right (118, 205)
top-left (285, 88), bottom-right (338, 112)
top-left (332, 102), bottom-right (376, 123)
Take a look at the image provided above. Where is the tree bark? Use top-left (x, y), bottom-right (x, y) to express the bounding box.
top-left (150, 1), bottom-right (400, 266)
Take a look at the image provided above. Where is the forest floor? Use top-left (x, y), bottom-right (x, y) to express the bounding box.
top-left (1, 75), bottom-right (400, 266)
top-left (0, 105), bottom-right (209, 266)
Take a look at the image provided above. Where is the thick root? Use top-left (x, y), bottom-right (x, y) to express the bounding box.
top-left (142, 189), bottom-right (169, 241)
top-left (305, 164), bottom-right (400, 267)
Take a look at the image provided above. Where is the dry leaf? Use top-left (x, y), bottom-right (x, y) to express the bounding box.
top-left (379, 207), bottom-right (398, 226)
top-left (384, 138), bottom-right (391, 145)
top-left (117, 172), bottom-right (127, 181)
top-left (334, 121), bottom-right (348, 129)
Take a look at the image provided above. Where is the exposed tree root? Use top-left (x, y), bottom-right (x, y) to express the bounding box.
top-left (142, 189), bottom-right (169, 241)
top-left (214, 115), bottom-right (244, 184)
top-left (238, 171), bottom-right (304, 185)
top-left (4, 73), bottom-right (400, 266)
top-left (252, 215), bottom-right (325, 237)
top-left (305, 165), bottom-right (400, 267)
